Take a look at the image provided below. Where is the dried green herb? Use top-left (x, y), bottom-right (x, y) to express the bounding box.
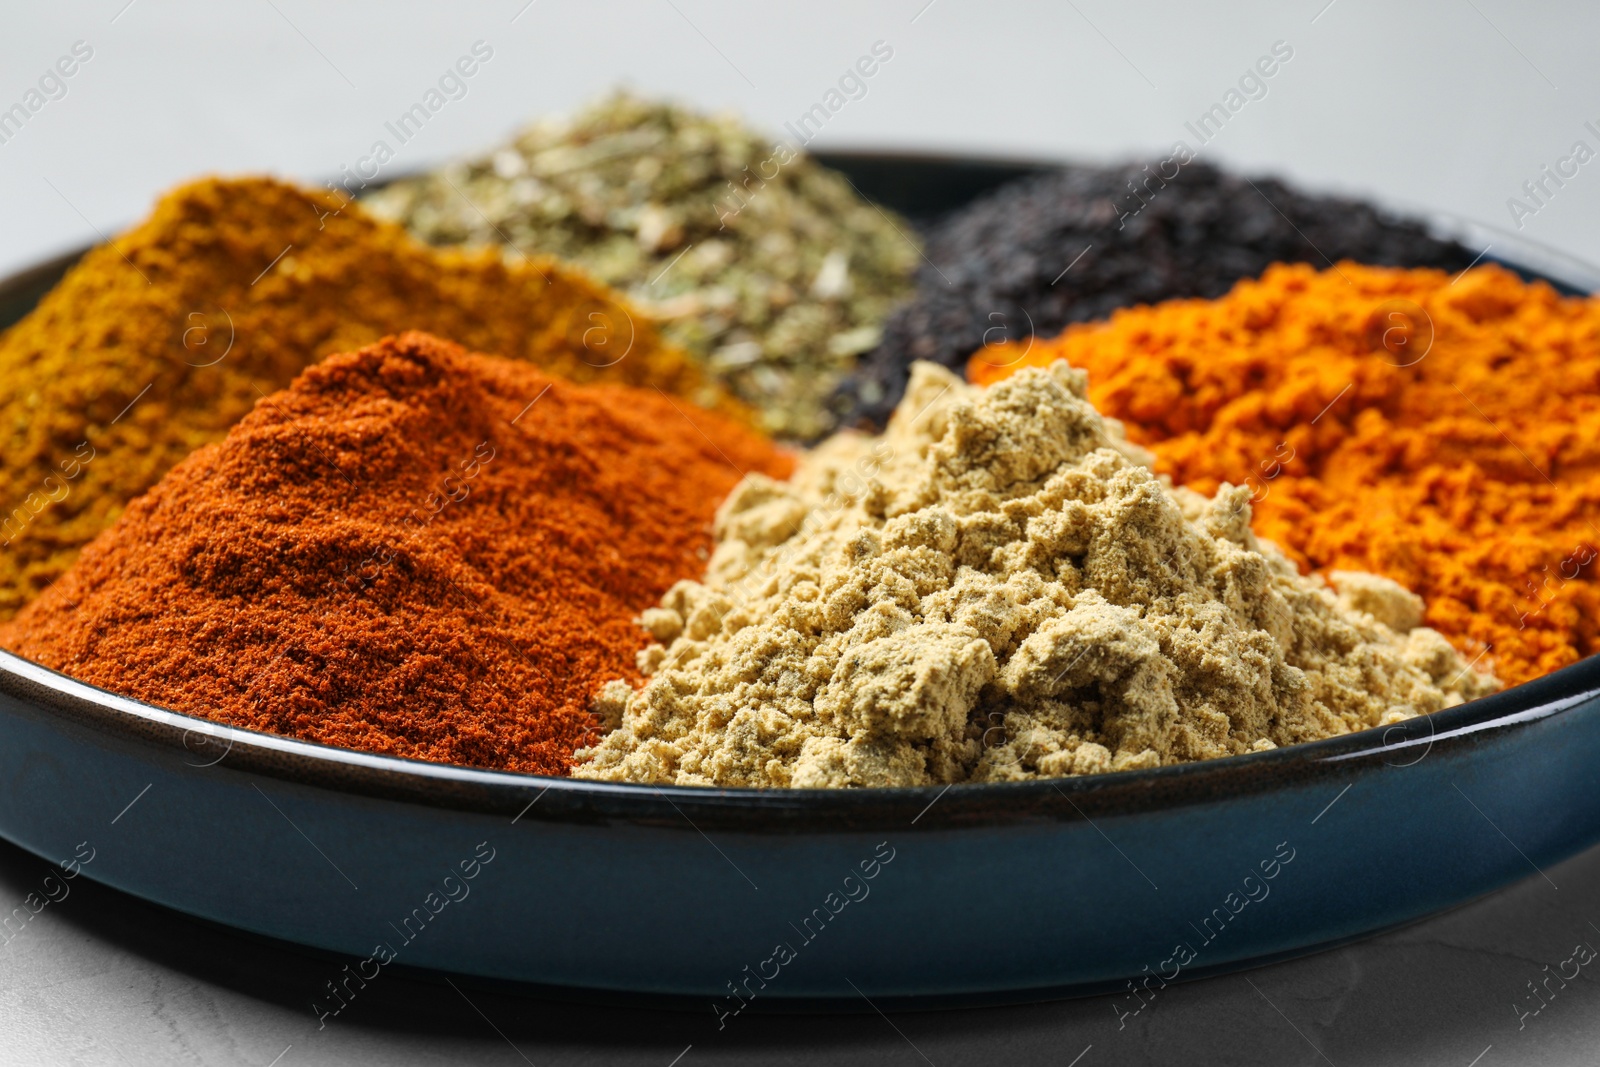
top-left (364, 92), bottom-right (920, 439)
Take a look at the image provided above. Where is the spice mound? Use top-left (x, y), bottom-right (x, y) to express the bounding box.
top-left (575, 362), bottom-right (1494, 788)
top-left (841, 159), bottom-right (1476, 426)
top-left (0, 175), bottom-right (722, 622)
top-left (363, 90), bottom-right (921, 441)
top-left (0, 332), bottom-right (791, 774)
top-left (971, 262), bottom-right (1600, 687)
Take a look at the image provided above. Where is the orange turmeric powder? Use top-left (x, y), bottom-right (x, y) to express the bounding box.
top-left (0, 176), bottom-right (729, 619)
top-left (972, 261), bottom-right (1600, 686)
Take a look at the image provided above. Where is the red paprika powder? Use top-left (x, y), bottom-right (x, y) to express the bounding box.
top-left (0, 331), bottom-right (792, 774)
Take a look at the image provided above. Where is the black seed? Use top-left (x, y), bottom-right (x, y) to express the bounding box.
top-left (836, 159), bottom-right (1477, 428)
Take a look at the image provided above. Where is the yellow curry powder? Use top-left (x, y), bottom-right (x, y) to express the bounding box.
top-left (0, 176), bottom-right (728, 618)
top-left (972, 262), bottom-right (1600, 686)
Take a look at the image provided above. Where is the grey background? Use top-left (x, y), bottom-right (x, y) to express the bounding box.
top-left (3, 0), bottom-right (1599, 276)
top-left (2, 1), bottom-right (1599, 1064)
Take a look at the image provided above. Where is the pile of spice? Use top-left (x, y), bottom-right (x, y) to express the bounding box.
top-left (0, 333), bottom-right (791, 774)
top-left (971, 262), bottom-right (1600, 687)
top-left (0, 175), bottom-right (722, 621)
top-left (362, 91), bottom-right (921, 441)
top-left (575, 362), bottom-right (1494, 788)
top-left (842, 160), bottom-right (1478, 425)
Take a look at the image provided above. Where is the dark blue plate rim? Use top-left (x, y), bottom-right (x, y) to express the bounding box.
top-left (3, 644), bottom-right (1596, 833)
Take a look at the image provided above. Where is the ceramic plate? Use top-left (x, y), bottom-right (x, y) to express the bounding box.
top-left (0, 155), bottom-right (1594, 1005)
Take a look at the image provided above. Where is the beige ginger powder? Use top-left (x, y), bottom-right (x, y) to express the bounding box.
top-left (575, 361), bottom-right (1497, 788)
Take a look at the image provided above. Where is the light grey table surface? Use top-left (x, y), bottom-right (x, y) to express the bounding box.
top-left (3, 3), bottom-right (1599, 1064)
top-left (1, 830), bottom-right (1596, 1066)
